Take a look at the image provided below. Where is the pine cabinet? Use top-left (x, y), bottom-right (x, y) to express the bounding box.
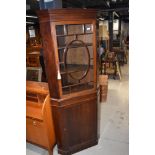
top-left (26, 81), bottom-right (56, 155)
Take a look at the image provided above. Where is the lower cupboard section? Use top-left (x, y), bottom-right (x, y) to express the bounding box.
top-left (51, 91), bottom-right (98, 155)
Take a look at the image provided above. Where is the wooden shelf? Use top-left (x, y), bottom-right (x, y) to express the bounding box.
top-left (56, 32), bottom-right (93, 37)
top-left (59, 59), bottom-right (93, 65)
top-left (26, 45), bottom-right (42, 53)
top-left (58, 43), bottom-right (92, 50)
top-left (26, 81), bottom-right (48, 95)
top-left (62, 81), bottom-right (94, 94)
top-left (62, 81), bottom-right (94, 89)
top-left (60, 68), bottom-right (86, 75)
top-left (60, 65), bottom-right (93, 75)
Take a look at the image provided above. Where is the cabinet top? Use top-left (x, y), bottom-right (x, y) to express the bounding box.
top-left (37, 8), bottom-right (97, 22)
top-left (26, 81), bottom-right (49, 95)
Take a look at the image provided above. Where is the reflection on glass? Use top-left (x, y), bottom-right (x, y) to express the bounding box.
top-left (68, 24), bottom-right (84, 34)
top-left (85, 24), bottom-right (93, 33)
top-left (56, 25), bottom-right (65, 35)
top-left (56, 24), bottom-right (95, 95)
top-left (64, 40), bottom-right (90, 80)
top-left (78, 34), bottom-right (93, 44)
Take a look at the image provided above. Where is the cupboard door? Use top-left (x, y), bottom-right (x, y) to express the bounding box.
top-left (56, 24), bottom-right (95, 95)
top-left (26, 118), bottom-right (48, 147)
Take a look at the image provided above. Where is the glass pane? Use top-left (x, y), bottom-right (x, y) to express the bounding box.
top-left (57, 36), bottom-right (75, 48)
top-left (56, 25), bottom-right (65, 35)
top-left (26, 67), bottom-right (42, 82)
top-left (67, 24), bottom-right (84, 34)
top-left (85, 24), bottom-right (93, 33)
top-left (58, 49), bottom-right (64, 62)
top-left (57, 36), bottom-right (65, 47)
top-left (65, 40), bottom-right (90, 80)
top-left (62, 81), bottom-right (94, 95)
top-left (55, 24), bottom-right (95, 95)
top-left (78, 34), bottom-right (93, 44)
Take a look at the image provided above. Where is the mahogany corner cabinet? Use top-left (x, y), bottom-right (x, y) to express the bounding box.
top-left (37, 9), bottom-right (98, 155)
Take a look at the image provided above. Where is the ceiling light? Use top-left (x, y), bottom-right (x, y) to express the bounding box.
top-left (26, 22), bottom-right (35, 24)
top-left (114, 11), bottom-right (119, 17)
top-left (106, 1), bottom-right (110, 7)
top-left (44, 0), bottom-right (54, 2)
top-left (99, 17), bottom-right (105, 21)
top-left (26, 4), bottom-right (30, 10)
top-left (26, 15), bottom-right (38, 18)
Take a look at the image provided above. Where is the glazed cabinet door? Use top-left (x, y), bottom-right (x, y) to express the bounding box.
top-left (55, 23), bottom-right (96, 96)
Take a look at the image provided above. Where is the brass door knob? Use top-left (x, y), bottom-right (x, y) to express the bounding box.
top-left (33, 120), bottom-right (37, 126)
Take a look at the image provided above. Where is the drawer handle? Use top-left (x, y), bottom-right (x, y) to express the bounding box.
top-left (33, 121), bottom-right (37, 126)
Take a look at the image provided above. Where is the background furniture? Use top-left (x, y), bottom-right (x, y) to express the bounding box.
top-left (26, 81), bottom-right (56, 155)
top-left (26, 45), bottom-right (42, 54)
top-left (26, 67), bottom-right (42, 82)
top-left (99, 75), bottom-right (108, 102)
top-left (101, 52), bottom-right (117, 78)
top-left (26, 51), bottom-right (47, 82)
top-left (101, 59), bottom-right (117, 79)
top-left (113, 47), bottom-right (127, 65)
top-left (101, 51), bottom-right (122, 80)
top-left (26, 52), bottom-right (41, 67)
top-left (37, 9), bottom-right (98, 155)
top-left (99, 25), bottom-right (109, 52)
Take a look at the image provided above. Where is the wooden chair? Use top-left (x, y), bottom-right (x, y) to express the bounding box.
top-left (101, 52), bottom-right (117, 79)
top-left (113, 47), bottom-right (127, 65)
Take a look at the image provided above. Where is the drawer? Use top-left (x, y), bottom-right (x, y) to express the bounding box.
top-left (26, 117), bottom-right (49, 148)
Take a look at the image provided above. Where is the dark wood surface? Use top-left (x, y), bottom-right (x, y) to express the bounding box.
top-left (37, 9), bottom-right (98, 154)
top-left (26, 45), bottom-right (42, 54)
top-left (37, 9), bottom-right (97, 22)
top-left (51, 90), bottom-right (98, 154)
top-left (39, 21), bottom-right (62, 98)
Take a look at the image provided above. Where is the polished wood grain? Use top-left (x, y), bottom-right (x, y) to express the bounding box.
top-left (26, 52), bottom-right (40, 67)
top-left (37, 9), bottom-right (97, 23)
top-left (37, 9), bottom-right (98, 155)
top-left (39, 21), bottom-right (62, 98)
top-left (51, 90), bottom-right (98, 154)
top-left (26, 45), bottom-right (42, 54)
top-left (26, 81), bottom-right (56, 155)
top-left (26, 81), bottom-right (49, 95)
